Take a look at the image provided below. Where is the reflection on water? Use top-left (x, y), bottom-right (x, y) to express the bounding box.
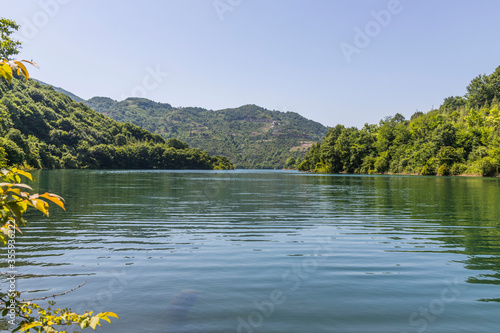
top-left (1, 170), bottom-right (499, 332)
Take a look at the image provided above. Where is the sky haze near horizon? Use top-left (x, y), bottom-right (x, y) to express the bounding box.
top-left (3, 0), bottom-right (500, 128)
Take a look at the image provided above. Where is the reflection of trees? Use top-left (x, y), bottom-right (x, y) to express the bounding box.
top-left (424, 178), bottom-right (500, 298)
top-left (316, 175), bottom-right (500, 301)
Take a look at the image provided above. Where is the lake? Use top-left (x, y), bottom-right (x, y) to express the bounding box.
top-left (2, 170), bottom-right (499, 332)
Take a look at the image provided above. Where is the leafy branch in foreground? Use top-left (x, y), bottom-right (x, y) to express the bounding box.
top-left (0, 58), bottom-right (38, 84)
top-left (0, 17), bottom-right (38, 84)
top-left (0, 168), bottom-right (118, 332)
top-left (1, 18), bottom-right (118, 332)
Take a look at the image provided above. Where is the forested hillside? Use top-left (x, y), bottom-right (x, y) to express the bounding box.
top-left (84, 98), bottom-right (328, 169)
top-left (0, 77), bottom-right (234, 170)
top-left (33, 79), bottom-right (85, 103)
top-left (299, 66), bottom-right (500, 177)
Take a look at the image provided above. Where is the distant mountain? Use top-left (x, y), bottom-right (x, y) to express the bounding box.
top-left (84, 97), bottom-right (328, 168)
top-left (0, 77), bottom-right (234, 170)
top-left (32, 78), bottom-right (85, 103)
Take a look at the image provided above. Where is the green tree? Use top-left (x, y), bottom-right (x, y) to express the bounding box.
top-left (166, 137), bottom-right (189, 150)
top-left (285, 156), bottom-right (296, 169)
top-left (0, 18), bottom-right (21, 59)
top-left (466, 66), bottom-right (500, 108)
top-left (319, 125), bottom-right (345, 173)
top-left (441, 96), bottom-right (466, 113)
top-left (298, 142), bottom-right (321, 171)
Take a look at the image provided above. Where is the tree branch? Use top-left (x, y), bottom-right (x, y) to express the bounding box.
top-left (21, 281), bottom-right (87, 302)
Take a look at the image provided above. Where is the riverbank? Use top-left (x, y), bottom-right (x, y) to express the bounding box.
top-left (289, 168), bottom-right (498, 178)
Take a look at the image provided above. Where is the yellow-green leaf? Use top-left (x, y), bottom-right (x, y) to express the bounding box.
top-left (98, 312), bottom-right (119, 319)
top-left (0, 62), bottom-right (13, 84)
top-left (80, 319), bottom-right (89, 329)
top-left (41, 326), bottom-right (57, 333)
top-left (20, 322), bottom-right (43, 332)
top-left (89, 316), bottom-right (101, 330)
top-left (17, 199), bottom-right (28, 213)
top-left (40, 192), bottom-right (66, 211)
top-left (30, 198), bottom-right (49, 215)
top-left (13, 60), bottom-right (29, 80)
top-left (15, 169), bottom-right (33, 181)
top-left (96, 311), bottom-right (119, 324)
top-left (6, 187), bottom-right (21, 196)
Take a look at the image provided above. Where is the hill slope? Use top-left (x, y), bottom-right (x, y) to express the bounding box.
top-left (299, 66), bottom-right (500, 177)
top-left (33, 79), bottom-right (85, 103)
top-left (84, 98), bottom-right (328, 168)
top-left (0, 77), bottom-right (233, 170)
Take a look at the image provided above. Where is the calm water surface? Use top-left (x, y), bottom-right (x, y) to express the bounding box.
top-left (1, 170), bottom-right (499, 332)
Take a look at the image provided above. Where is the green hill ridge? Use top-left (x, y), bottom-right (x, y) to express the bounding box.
top-left (32, 79), bottom-right (86, 103)
top-left (84, 98), bottom-right (328, 169)
top-left (0, 77), bottom-right (234, 170)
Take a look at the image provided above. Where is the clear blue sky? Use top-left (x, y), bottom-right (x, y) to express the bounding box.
top-left (3, 0), bottom-right (500, 127)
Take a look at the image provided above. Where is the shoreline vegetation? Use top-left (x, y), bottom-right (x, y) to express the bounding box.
top-left (289, 168), bottom-right (499, 178)
top-left (297, 66), bottom-right (500, 178)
